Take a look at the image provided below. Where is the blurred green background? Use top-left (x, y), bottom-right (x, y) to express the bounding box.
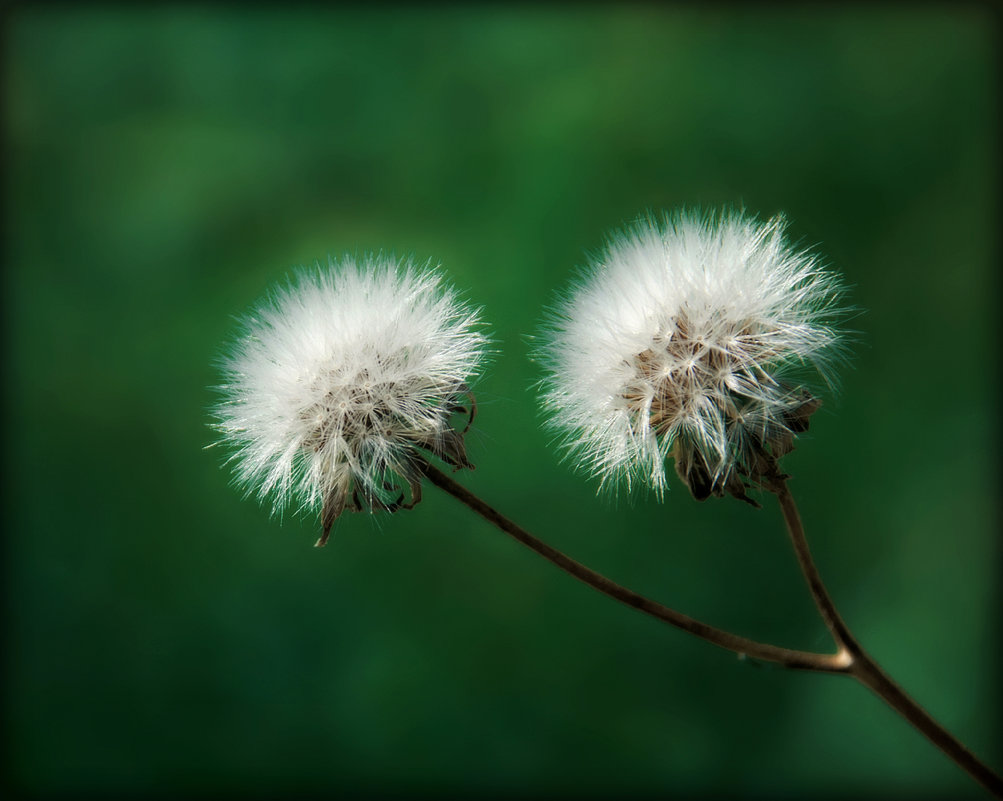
top-left (4, 5), bottom-right (998, 799)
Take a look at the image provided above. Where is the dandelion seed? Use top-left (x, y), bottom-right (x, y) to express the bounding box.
top-left (540, 209), bottom-right (846, 501)
top-left (211, 255), bottom-right (488, 545)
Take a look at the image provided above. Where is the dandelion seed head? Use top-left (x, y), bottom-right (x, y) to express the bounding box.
top-left (212, 255), bottom-right (488, 537)
top-left (540, 209), bottom-right (846, 498)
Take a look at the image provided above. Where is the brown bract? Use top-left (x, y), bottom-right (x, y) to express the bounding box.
top-left (306, 384), bottom-right (477, 547)
top-left (620, 313), bottom-right (822, 505)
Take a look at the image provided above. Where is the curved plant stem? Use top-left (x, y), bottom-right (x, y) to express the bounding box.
top-left (767, 476), bottom-right (1002, 798)
top-left (421, 462), bottom-right (849, 674)
top-left (419, 459), bottom-right (999, 796)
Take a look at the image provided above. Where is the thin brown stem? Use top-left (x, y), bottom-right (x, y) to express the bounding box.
top-left (421, 462), bottom-right (849, 674)
top-left (768, 476), bottom-right (1002, 798)
top-left (767, 476), bottom-right (858, 653)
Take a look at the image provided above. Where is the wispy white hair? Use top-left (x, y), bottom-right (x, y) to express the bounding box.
top-left (212, 255), bottom-right (488, 526)
top-left (540, 209), bottom-right (846, 496)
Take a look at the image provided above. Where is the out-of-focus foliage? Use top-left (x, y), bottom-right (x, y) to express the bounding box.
top-left (4, 6), bottom-right (997, 798)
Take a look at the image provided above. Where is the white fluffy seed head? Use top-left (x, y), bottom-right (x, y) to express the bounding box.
top-left (211, 255), bottom-right (488, 522)
top-left (540, 209), bottom-right (847, 497)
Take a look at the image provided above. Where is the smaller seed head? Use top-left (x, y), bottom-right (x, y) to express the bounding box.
top-left (211, 255), bottom-right (488, 542)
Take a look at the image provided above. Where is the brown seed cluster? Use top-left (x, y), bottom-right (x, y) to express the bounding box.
top-left (298, 366), bottom-right (477, 546)
top-left (621, 314), bottom-right (820, 505)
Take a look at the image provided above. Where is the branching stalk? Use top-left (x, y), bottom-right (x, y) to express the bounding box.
top-left (421, 460), bottom-right (1001, 797)
top-left (766, 476), bottom-right (1002, 798)
top-left (421, 462), bottom-right (848, 673)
